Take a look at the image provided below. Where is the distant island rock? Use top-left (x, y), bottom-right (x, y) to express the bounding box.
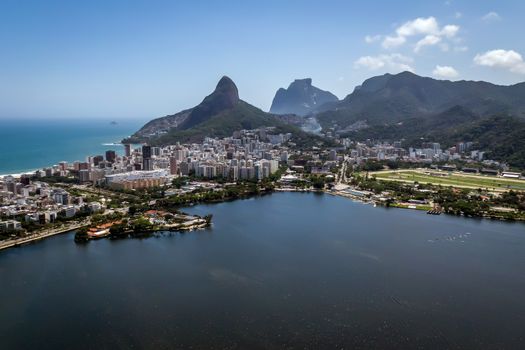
top-left (269, 78), bottom-right (339, 116)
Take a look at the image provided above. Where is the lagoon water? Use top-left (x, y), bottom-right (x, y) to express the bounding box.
top-left (0, 119), bottom-right (144, 175)
top-left (1, 193), bottom-right (524, 349)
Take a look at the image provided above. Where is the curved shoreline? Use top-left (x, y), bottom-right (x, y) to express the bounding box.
top-left (2, 189), bottom-right (523, 252)
top-left (0, 223), bottom-right (88, 251)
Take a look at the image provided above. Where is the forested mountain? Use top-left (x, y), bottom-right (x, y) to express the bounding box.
top-left (316, 71), bottom-right (525, 128)
top-left (124, 76), bottom-right (329, 147)
top-left (314, 72), bottom-right (525, 167)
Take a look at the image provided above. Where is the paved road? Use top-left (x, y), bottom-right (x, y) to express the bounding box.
top-left (0, 221), bottom-right (89, 251)
top-left (0, 207), bottom-right (129, 251)
top-left (337, 157), bottom-right (349, 185)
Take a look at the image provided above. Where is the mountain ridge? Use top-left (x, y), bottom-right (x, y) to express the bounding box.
top-left (319, 72), bottom-right (525, 168)
top-left (124, 76), bottom-right (330, 147)
top-left (124, 72), bottom-right (525, 166)
top-left (316, 71), bottom-right (525, 127)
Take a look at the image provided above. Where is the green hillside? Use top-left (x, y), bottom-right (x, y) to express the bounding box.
top-left (124, 76), bottom-right (331, 148)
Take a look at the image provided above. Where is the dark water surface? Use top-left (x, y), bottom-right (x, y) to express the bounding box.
top-left (1, 193), bottom-right (524, 349)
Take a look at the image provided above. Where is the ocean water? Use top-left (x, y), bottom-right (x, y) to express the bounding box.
top-left (1, 193), bottom-right (524, 349)
top-left (0, 118), bottom-right (145, 175)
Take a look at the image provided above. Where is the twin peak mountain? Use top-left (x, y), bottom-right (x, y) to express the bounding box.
top-left (127, 73), bottom-right (525, 168)
top-left (127, 75), bottom-right (337, 144)
top-left (127, 76), bottom-right (298, 145)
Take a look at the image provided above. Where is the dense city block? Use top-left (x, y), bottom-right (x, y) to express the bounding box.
top-left (1, 125), bottom-right (524, 249)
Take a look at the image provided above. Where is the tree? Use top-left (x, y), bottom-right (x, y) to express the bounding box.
top-left (131, 217), bottom-right (153, 232)
top-left (312, 177), bottom-right (325, 190)
top-left (204, 214), bottom-right (213, 225)
top-left (128, 205), bottom-right (138, 216)
top-left (74, 228), bottom-right (89, 243)
top-left (386, 160), bottom-right (399, 170)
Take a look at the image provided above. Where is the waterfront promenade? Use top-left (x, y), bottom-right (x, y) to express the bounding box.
top-left (0, 221), bottom-right (89, 251)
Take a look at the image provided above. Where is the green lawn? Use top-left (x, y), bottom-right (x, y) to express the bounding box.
top-left (391, 203), bottom-right (432, 211)
top-left (372, 170), bottom-right (525, 191)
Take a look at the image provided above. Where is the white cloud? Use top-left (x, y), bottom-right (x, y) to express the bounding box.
top-left (396, 16), bottom-right (439, 37)
top-left (474, 49), bottom-right (525, 74)
top-left (440, 24), bottom-right (459, 38)
top-left (365, 35), bottom-right (381, 44)
top-left (433, 65), bottom-right (459, 79)
top-left (454, 12), bottom-right (462, 19)
top-left (354, 54), bottom-right (414, 73)
top-left (379, 16), bottom-right (460, 53)
top-left (414, 35), bottom-right (442, 53)
top-left (481, 12), bottom-right (501, 22)
top-left (382, 35), bottom-right (406, 49)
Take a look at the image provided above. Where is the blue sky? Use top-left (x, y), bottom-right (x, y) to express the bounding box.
top-left (0, 0), bottom-right (524, 120)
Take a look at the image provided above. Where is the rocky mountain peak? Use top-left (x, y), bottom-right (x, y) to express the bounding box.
top-left (213, 76), bottom-right (239, 105)
top-left (175, 76), bottom-right (240, 129)
top-left (291, 78), bottom-right (313, 88)
top-left (270, 78), bottom-right (339, 116)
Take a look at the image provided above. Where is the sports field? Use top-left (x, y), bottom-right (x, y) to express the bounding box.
top-left (369, 169), bottom-right (525, 192)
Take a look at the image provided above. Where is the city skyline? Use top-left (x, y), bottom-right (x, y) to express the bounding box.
top-left (2, 2), bottom-right (525, 349)
top-left (1, 0), bottom-right (524, 120)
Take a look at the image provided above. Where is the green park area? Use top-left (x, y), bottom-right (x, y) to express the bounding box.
top-left (370, 170), bottom-right (525, 192)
